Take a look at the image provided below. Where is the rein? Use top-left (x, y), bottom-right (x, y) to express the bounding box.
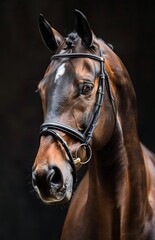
top-left (40, 50), bottom-right (115, 183)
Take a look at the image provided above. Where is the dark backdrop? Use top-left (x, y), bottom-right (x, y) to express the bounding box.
top-left (0, 0), bottom-right (155, 240)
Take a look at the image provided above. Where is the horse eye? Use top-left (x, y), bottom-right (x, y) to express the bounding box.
top-left (80, 83), bottom-right (94, 95)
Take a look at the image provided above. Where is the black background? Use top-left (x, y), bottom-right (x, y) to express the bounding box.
top-left (0, 0), bottom-right (155, 239)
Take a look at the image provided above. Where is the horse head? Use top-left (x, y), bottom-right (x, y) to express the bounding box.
top-left (32, 10), bottom-right (136, 205)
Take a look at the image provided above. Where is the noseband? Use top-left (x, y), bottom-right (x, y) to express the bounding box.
top-left (39, 50), bottom-right (115, 183)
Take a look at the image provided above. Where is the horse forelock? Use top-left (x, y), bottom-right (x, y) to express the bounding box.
top-left (65, 32), bottom-right (104, 53)
top-left (65, 32), bottom-right (79, 49)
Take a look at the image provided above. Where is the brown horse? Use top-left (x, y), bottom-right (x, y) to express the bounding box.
top-left (32, 9), bottom-right (155, 240)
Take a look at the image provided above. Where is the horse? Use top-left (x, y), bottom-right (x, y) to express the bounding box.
top-left (32, 9), bottom-right (155, 240)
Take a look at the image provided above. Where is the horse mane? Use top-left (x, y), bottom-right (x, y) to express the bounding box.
top-left (66, 33), bottom-right (114, 51)
top-left (106, 42), bottom-right (113, 50)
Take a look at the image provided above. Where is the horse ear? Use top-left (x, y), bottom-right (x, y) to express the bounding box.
top-left (74, 9), bottom-right (93, 47)
top-left (39, 14), bottom-right (63, 51)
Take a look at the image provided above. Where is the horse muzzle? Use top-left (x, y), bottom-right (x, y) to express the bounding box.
top-left (32, 163), bottom-right (72, 204)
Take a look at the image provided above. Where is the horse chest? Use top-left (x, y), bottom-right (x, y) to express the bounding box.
top-left (61, 175), bottom-right (120, 240)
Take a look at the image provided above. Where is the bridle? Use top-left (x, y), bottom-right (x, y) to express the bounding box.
top-left (39, 50), bottom-right (116, 183)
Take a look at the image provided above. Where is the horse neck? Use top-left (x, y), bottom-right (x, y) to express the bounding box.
top-left (87, 121), bottom-right (151, 238)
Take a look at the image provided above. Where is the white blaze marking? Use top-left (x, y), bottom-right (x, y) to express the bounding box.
top-left (54, 63), bottom-right (66, 83)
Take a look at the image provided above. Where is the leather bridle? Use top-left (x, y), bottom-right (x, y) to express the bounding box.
top-left (39, 50), bottom-right (115, 183)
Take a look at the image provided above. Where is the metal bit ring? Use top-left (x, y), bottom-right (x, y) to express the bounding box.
top-left (74, 143), bottom-right (92, 165)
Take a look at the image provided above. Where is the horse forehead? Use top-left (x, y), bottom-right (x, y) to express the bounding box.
top-left (54, 63), bottom-right (66, 83)
top-left (54, 59), bottom-right (95, 80)
top-left (70, 58), bottom-right (97, 78)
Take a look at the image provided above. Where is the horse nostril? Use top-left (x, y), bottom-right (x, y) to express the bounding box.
top-left (47, 166), bottom-right (63, 190)
top-left (32, 168), bottom-right (48, 190)
top-left (32, 166), bottom-right (63, 193)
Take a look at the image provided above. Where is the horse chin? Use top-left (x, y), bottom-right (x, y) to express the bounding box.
top-left (41, 194), bottom-right (72, 205)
